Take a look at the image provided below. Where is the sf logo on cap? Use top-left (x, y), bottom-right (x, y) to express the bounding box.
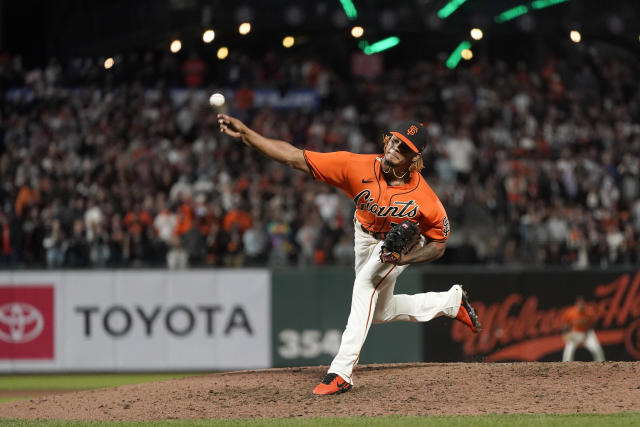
top-left (407, 125), bottom-right (418, 135)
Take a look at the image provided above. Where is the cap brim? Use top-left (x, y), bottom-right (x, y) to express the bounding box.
top-left (390, 132), bottom-right (419, 153)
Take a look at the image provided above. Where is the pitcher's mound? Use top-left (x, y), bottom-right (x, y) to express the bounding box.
top-left (2, 362), bottom-right (639, 421)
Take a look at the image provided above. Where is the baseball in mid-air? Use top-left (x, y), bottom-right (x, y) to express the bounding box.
top-left (209, 92), bottom-right (225, 107)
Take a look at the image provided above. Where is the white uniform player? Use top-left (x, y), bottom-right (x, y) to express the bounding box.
top-left (217, 114), bottom-right (482, 395)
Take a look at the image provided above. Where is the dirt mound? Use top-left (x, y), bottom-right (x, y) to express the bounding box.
top-left (2, 362), bottom-right (639, 421)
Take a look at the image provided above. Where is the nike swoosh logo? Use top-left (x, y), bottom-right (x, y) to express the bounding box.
top-left (362, 179), bottom-right (373, 183)
top-left (336, 380), bottom-right (348, 388)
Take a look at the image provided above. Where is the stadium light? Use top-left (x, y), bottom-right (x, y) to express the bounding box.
top-left (104, 58), bottom-right (114, 69)
top-left (493, 0), bottom-right (570, 25)
top-left (531, 0), bottom-right (570, 10)
top-left (283, 36), bottom-right (295, 48)
top-left (470, 28), bottom-right (483, 40)
top-left (445, 41), bottom-right (471, 69)
top-left (202, 30), bottom-right (215, 43)
top-left (437, 0), bottom-right (469, 19)
top-left (239, 22), bottom-right (251, 35)
top-left (339, 0), bottom-right (358, 20)
top-left (217, 47), bottom-right (229, 59)
top-left (361, 36), bottom-right (400, 55)
top-left (170, 40), bottom-right (182, 53)
top-left (495, 5), bottom-right (529, 23)
top-left (570, 30), bottom-right (581, 43)
top-left (351, 26), bottom-right (364, 38)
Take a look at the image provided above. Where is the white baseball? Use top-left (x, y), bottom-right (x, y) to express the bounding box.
top-left (209, 93), bottom-right (225, 107)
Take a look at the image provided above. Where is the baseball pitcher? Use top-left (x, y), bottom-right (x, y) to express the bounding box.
top-left (218, 114), bottom-right (481, 395)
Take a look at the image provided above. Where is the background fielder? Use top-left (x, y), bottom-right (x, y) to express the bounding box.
top-left (218, 113), bottom-right (481, 395)
top-left (562, 296), bottom-right (605, 362)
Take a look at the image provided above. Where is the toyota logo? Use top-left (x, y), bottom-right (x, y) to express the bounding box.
top-left (0, 302), bottom-right (45, 343)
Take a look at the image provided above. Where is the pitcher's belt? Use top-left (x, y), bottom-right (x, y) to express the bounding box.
top-left (360, 225), bottom-right (387, 240)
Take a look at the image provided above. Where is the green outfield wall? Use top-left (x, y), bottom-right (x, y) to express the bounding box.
top-left (271, 267), bottom-right (423, 367)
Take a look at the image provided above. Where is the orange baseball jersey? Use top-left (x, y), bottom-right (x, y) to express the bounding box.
top-left (562, 306), bottom-right (596, 332)
top-left (303, 151), bottom-right (450, 241)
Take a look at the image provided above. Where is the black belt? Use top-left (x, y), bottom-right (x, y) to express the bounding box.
top-left (360, 225), bottom-right (387, 240)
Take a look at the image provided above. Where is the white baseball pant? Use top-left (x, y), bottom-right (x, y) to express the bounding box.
top-left (328, 219), bottom-right (463, 385)
top-left (562, 329), bottom-right (605, 362)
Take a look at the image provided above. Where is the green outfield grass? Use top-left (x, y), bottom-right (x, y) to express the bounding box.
top-left (1, 414), bottom-right (640, 426)
top-left (1, 373), bottom-right (204, 390)
top-left (0, 373), bottom-right (204, 403)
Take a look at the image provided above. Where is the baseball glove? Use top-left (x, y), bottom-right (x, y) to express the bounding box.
top-left (380, 220), bottom-right (420, 264)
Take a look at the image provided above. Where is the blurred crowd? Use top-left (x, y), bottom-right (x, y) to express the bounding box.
top-left (1, 47), bottom-right (639, 269)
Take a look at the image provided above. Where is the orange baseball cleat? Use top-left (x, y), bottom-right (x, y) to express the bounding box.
top-left (312, 373), bottom-right (352, 395)
top-left (455, 286), bottom-right (482, 333)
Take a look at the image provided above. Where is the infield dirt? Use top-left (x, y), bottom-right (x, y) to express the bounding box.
top-left (1, 362), bottom-right (639, 421)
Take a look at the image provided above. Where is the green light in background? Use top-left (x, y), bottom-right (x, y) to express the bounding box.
top-left (445, 41), bottom-right (471, 69)
top-left (531, 0), bottom-right (570, 9)
top-left (362, 36), bottom-right (400, 55)
top-left (339, 0), bottom-right (358, 19)
top-left (437, 0), bottom-right (469, 19)
top-left (495, 5), bottom-right (529, 23)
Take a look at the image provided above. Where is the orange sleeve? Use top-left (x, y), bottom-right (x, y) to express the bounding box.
top-left (15, 187), bottom-right (29, 216)
top-left (303, 151), bottom-right (355, 193)
top-left (421, 198), bottom-right (450, 241)
top-left (123, 212), bottom-right (134, 226)
top-left (222, 212), bottom-right (236, 232)
top-left (140, 212), bottom-right (153, 227)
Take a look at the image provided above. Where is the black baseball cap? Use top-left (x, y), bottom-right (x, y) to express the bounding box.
top-left (389, 120), bottom-right (428, 154)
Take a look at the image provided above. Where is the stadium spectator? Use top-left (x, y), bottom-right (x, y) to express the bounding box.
top-left (1, 50), bottom-right (640, 269)
top-left (43, 218), bottom-right (65, 268)
top-left (182, 53), bottom-right (207, 88)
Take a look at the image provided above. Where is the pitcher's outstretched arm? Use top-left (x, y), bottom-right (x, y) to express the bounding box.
top-left (218, 113), bottom-right (311, 176)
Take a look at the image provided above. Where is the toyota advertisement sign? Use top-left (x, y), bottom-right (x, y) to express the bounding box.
top-left (0, 286), bottom-right (54, 359)
top-left (0, 270), bottom-right (270, 372)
